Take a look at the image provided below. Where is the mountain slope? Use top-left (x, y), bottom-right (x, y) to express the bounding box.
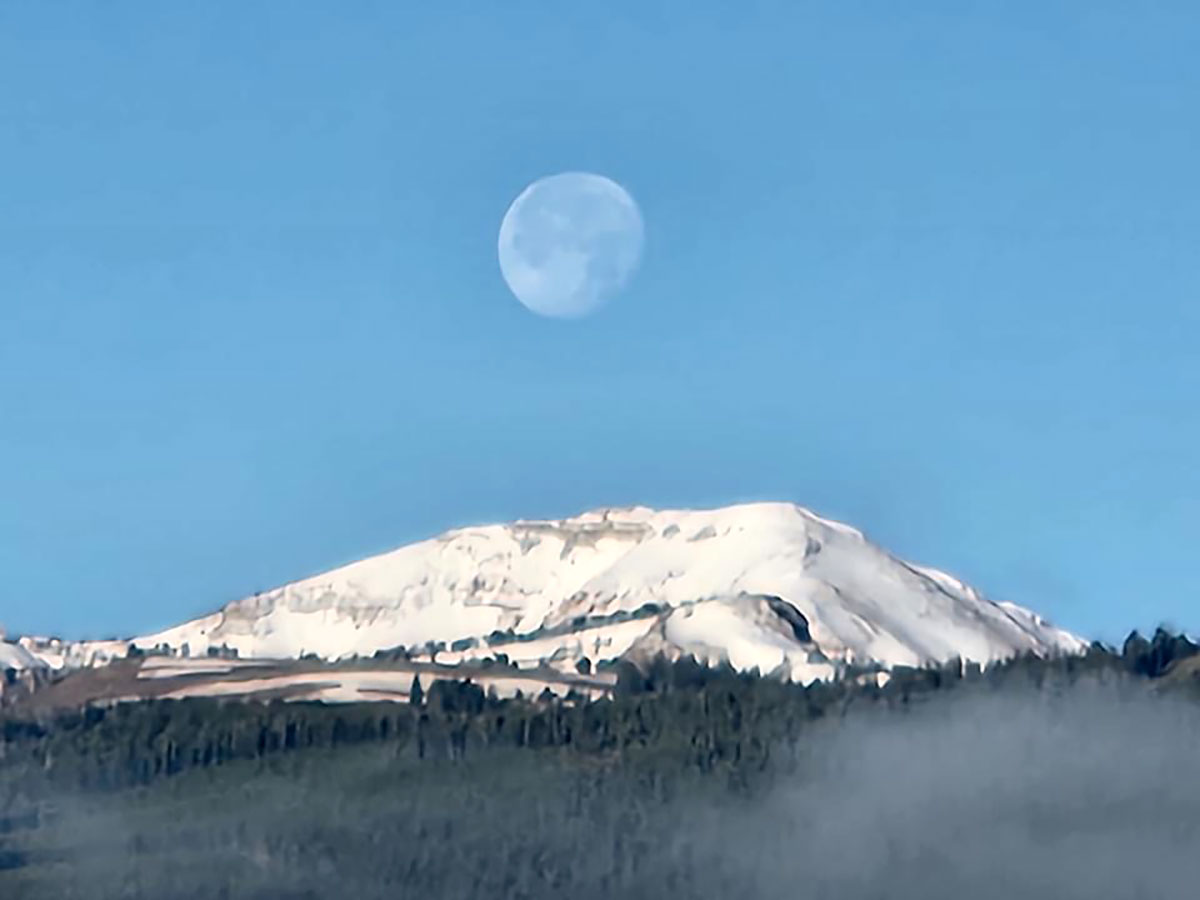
top-left (28, 503), bottom-right (1085, 681)
top-left (0, 640), bottom-right (43, 670)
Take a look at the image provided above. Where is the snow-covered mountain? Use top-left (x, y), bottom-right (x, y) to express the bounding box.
top-left (22, 503), bottom-right (1086, 683)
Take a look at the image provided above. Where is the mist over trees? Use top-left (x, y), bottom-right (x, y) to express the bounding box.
top-left (0, 629), bottom-right (1197, 899)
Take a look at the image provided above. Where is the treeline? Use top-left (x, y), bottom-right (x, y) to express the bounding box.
top-left (0, 627), bottom-right (1194, 797)
top-left (0, 627), bottom-right (1196, 900)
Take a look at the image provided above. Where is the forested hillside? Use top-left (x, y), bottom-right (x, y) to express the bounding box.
top-left (0, 629), bottom-right (1197, 899)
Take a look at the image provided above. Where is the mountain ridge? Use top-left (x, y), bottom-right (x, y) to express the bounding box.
top-left (14, 502), bottom-right (1086, 681)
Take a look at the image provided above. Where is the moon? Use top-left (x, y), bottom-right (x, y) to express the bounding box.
top-left (498, 172), bottom-right (644, 319)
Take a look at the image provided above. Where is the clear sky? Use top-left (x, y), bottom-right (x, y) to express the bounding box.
top-left (2, 2), bottom-right (1197, 644)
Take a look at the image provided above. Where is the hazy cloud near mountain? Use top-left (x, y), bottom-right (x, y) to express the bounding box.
top-left (711, 684), bottom-right (1200, 899)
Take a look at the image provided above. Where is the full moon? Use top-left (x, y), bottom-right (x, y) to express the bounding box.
top-left (498, 172), bottom-right (644, 319)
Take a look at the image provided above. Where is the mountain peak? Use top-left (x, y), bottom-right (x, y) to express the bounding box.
top-left (23, 502), bottom-right (1085, 680)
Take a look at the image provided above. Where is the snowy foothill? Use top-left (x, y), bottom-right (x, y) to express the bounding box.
top-left (0, 641), bottom-right (44, 671)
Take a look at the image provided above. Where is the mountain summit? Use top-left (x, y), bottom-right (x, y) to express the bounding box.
top-left (22, 503), bottom-right (1084, 681)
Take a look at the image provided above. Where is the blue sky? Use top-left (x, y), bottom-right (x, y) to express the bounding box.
top-left (1, 2), bottom-right (1197, 643)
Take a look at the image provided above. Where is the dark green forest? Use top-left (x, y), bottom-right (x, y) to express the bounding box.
top-left (1, 629), bottom-right (1198, 899)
